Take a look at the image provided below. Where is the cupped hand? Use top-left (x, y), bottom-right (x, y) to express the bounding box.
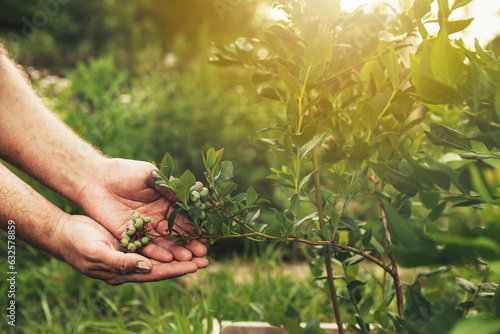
top-left (57, 215), bottom-right (204, 285)
top-left (76, 158), bottom-right (208, 266)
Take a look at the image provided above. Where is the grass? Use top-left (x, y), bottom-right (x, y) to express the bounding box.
top-left (0, 237), bottom-right (334, 334)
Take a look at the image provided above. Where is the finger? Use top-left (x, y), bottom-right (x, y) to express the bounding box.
top-left (166, 243), bottom-right (193, 261)
top-left (113, 261), bottom-right (199, 284)
top-left (97, 247), bottom-right (154, 275)
top-left (183, 239), bottom-right (208, 258)
top-left (191, 257), bottom-right (209, 269)
top-left (139, 242), bottom-right (174, 263)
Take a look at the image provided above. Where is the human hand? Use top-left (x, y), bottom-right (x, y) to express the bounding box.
top-left (57, 215), bottom-right (201, 285)
top-left (77, 158), bottom-right (208, 268)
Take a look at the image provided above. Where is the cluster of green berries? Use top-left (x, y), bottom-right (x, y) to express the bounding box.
top-left (120, 212), bottom-right (153, 253)
top-left (188, 181), bottom-right (210, 219)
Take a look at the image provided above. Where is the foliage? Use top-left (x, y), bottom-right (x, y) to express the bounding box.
top-left (152, 0), bottom-right (500, 332)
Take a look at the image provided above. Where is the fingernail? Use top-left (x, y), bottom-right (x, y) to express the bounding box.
top-left (136, 261), bottom-right (151, 273)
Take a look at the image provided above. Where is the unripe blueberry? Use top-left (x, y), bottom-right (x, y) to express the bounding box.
top-left (200, 187), bottom-right (209, 197)
top-left (134, 240), bottom-right (143, 248)
top-left (200, 211), bottom-right (206, 220)
top-left (127, 220), bottom-right (135, 226)
top-left (146, 234), bottom-right (154, 241)
top-left (134, 218), bottom-right (144, 229)
top-left (127, 243), bottom-right (137, 252)
top-left (132, 212), bottom-right (141, 220)
top-left (190, 191), bottom-right (200, 202)
top-left (126, 225), bottom-right (136, 236)
top-left (121, 239), bottom-right (129, 247)
top-left (143, 216), bottom-right (151, 224)
top-left (121, 232), bottom-right (131, 241)
top-left (141, 237), bottom-right (149, 245)
top-left (194, 181), bottom-right (203, 191)
top-left (200, 203), bottom-right (206, 210)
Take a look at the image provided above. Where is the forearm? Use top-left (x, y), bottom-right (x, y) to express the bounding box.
top-left (0, 163), bottom-right (68, 258)
top-left (0, 52), bottom-right (106, 204)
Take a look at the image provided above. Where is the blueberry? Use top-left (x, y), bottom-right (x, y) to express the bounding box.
top-left (190, 191), bottom-right (200, 202)
top-left (134, 218), bottom-right (144, 229)
top-left (200, 187), bottom-right (209, 197)
top-left (126, 225), bottom-right (136, 236)
top-left (127, 243), bottom-right (137, 252)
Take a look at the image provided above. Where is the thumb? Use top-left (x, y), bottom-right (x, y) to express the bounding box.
top-left (101, 248), bottom-right (153, 275)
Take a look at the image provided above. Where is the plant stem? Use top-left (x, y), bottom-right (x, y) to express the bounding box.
top-left (311, 147), bottom-right (345, 333)
top-left (379, 200), bottom-right (404, 317)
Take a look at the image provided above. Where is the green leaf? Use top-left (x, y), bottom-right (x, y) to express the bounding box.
top-left (475, 39), bottom-right (497, 65)
top-left (362, 228), bottom-right (372, 247)
top-left (456, 277), bottom-right (476, 293)
top-left (217, 180), bottom-right (237, 200)
top-left (419, 191), bottom-right (441, 209)
top-left (287, 99), bottom-right (300, 133)
top-left (246, 209), bottom-right (260, 224)
top-left (277, 62), bottom-right (301, 96)
top-left (292, 125), bottom-right (317, 148)
top-left (246, 186), bottom-right (258, 206)
top-left (429, 201), bottom-right (447, 221)
top-left (332, 173), bottom-right (349, 199)
top-left (447, 18), bottom-right (474, 35)
top-left (382, 48), bottom-right (400, 89)
top-left (408, 157), bottom-right (451, 190)
top-left (345, 254), bottom-right (366, 266)
top-left (215, 161), bottom-right (234, 186)
top-left (460, 153), bottom-right (500, 160)
top-left (404, 289), bottom-right (433, 325)
top-left (411, 71), bottom-right (463, 104)
top-left (437, 0), bottom-right (450, 23)
top-left (300, 62), bottom-right (326, 84)
top-left (304, 34), bottom-right (332, 66)
top-left (298, 170), bottom-right (315, 192)
top-left (175, 170), bottom-right (196, 204)
top-left (299, 133), bottom-right (327, 160)
top-left (160, 153), bottom-right (175, 179)
top-left (431, 29), bottom-right (466, 87)
top-left (451, 0), bottom-right (474, 10)
top-left (463, 61), bottom-right (490, 112)
top-left (413, 0), bottom-right (431, 20)
top-left (359, 296), bottom-right (374, 318)
top-left (360, 104), bottom-right (378, 131)
top-left (208, 213), bottom-right (224, 234)
top-left (168, 208), bottom-right (181, 233)
top-left (468, 132), bottom-right (500, 150)
top-left (369, 161), bottom-right (422, 195)
top-left (427, 123), bottom-right (473, 151)
top-left (152, 170), bottom-right (169, 189)
top-left (257, 85), bottom-right (285, 101)
top-left (348, 141), bottom-right (371, 170)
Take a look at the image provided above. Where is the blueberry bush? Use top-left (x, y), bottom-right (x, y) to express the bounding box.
top-left (152, 0), bottom-right (500, 333)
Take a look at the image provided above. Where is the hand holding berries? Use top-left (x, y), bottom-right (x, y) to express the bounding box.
top-left (120, 212), bottom-right (154, 253)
